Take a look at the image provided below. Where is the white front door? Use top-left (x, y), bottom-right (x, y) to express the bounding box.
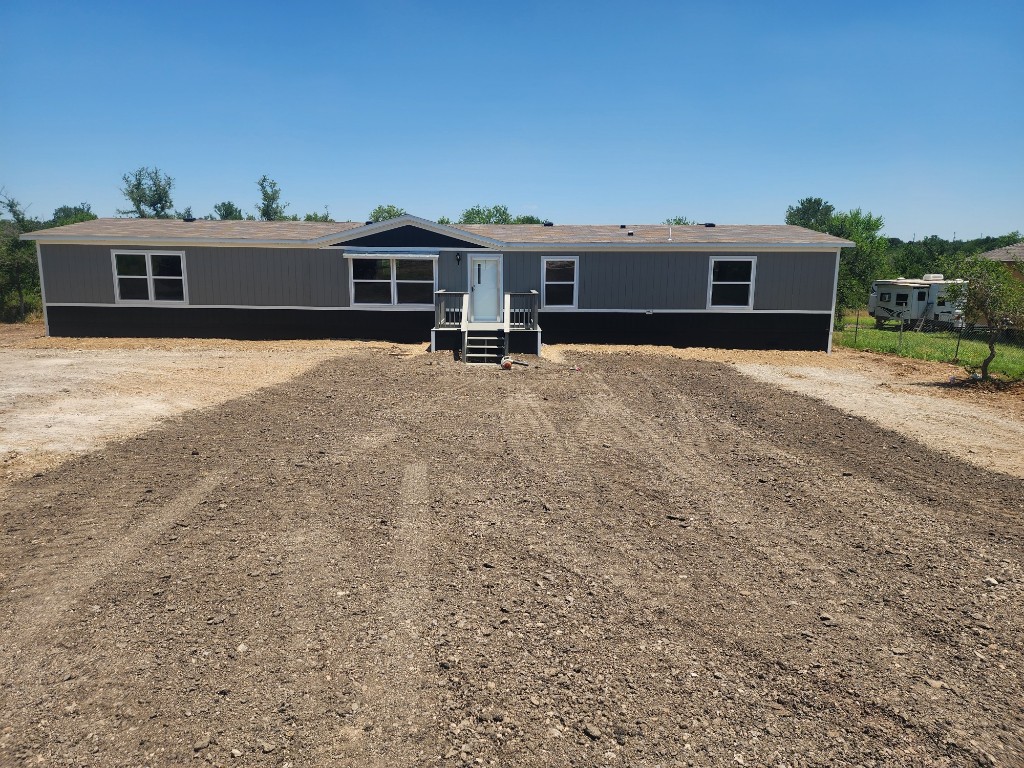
top-left (470, 256), bottom-right (501, 322)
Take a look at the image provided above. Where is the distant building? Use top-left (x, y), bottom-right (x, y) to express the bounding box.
top-left (980, 243), bottom-right (1024, 282)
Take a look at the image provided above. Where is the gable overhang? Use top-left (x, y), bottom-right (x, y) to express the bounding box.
top-left (312, 215), bottom-right (504, 249)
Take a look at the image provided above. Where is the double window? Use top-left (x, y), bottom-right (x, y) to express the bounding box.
top-left (351, 256), bottom-right (436, 305)
top-left (542, 257), bottom-right (577, 308)
top-left (113, 251), bottom-right (187, 303)
top-left (708, 257), bottom-right (755, 308)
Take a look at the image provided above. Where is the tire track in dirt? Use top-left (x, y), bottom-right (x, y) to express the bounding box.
top-left (2, 472), bottom-right (221, 641)
top-left (340, 461), bottom-right (443, 767)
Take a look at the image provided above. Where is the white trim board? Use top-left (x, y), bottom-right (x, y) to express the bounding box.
top-left (44, 302), bottom-right (832, 315)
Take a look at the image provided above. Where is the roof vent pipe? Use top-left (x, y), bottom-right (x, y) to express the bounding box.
top-left (619, 224), bottom-right (626, 229)
top-left (183, 216), bottom-right (196, 222)
top-left (542, 221), bottom-right (554, 227)
top-left (627, 230), bottom-right (634, 236)
top-left (704, 222), bottom-right (716, 227)
top-left (364, 220), bottom-right (373, 225)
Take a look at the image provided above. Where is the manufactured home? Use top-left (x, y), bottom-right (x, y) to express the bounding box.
top-left (23, 215), bottom-right (852, 357)
top-left (868, 274), bottom-right (966, 329)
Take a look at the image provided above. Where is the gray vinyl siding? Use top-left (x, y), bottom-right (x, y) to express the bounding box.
top-left (437, 251), bottom-right (466, 292)
top-left (185, 247), bottom-right (347, 307)
top-left (577, 252), bottom-right (708, 310)
top-left (40, 244), bottom-right (350, 307)
top-left (40, 245), bottom-right (116, 304)
top-left (752, 252), bottom-right (836, 311)
top-left (504, 252), bottom-right (543, 293)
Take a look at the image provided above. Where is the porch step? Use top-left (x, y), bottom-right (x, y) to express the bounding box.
top-left (463, 329), bottom-right (507, 365)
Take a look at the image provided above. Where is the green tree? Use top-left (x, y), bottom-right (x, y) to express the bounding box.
top-left (948, 257), bottom-right (1024, 380)
top-left (174, 206), bottom-right (194, 220)
top-left (212, 201), bottom-right (244, 220)
top-left (118, 166), bottom-right (175, 218)
top-left (50, 203), bottom-right (97, 227)
top-left (511, 214), bottom-right (544, 224)
top-left (785, 197), bottom-right (835, 231)
top-left (826, 208), bottom-right (890, 323)
top-left (304, 208), bottom-right (334, 222)
top-left (459, 204), bottom-right (513, 224)
top-left (255, 175), bottom-right (289, 221)
top-left (0, 193), bottom-right (43, 321)
top-left (368, 204), bottom-right (407, 222)
top-left (437, 215), bottom-right (453, 225)
top-left (664, 216), bottom-right (695, 225)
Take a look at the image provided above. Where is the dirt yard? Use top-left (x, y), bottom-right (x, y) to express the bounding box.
top-left (1, 324), bottom-right (1023, 767)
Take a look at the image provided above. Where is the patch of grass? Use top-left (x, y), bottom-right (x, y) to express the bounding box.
top-left (835, 311), bottom-right (1024, 379)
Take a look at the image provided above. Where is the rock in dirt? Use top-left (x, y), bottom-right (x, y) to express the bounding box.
top-left (983, 576), bottom-right (999, 586)
top-left (230, 748), bottom-right (242, 757)
top-left (192, 735), bottom-right (211, 751)
top-left (583, 723), bottom-right (602, 740)
top-left (259, 741), bottom-right (276, 753)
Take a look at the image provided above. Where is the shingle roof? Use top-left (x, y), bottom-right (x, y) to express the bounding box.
top-left (23, 218), bottom-right (362, 242)
top-left (22, 216), bottom-right (853, 247)
top-left (980, 243), bottom-right (1024, 262)
top-left (461, 223), bottom-right (849, 245)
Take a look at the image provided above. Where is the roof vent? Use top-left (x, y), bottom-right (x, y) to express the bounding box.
top-left (364, 220), bottom-right (373, 225)
top-left (627, 230), bottom-right (634, 236)
top-left (704, 222), bottom-right (716, 227)
top-left (619, 224), bottom-right (626, 229)
top-left (183, 216), bottom-right (196, 222)
top-left (923, 273), bottom-right (944, 281)
top-left (543, 220), bottom-right (554, 227)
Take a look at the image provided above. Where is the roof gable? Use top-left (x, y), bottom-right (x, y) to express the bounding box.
top-left (316, 215), bottom-right (500, 249)
top-left (332, 225), bottom-right (486, 249)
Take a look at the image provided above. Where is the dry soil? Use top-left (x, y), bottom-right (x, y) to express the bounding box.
top-left (1, 339), bottom-right (1022, 767)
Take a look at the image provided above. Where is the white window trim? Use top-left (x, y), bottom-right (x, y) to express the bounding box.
top-left (541, 255), bottom-right (579, 310)
top-left (348, 254), bottom-right (438, 307)
top-left (706, 255), bottom-right (756, 311)
top-left (111, 249), bottom-right (189, 305)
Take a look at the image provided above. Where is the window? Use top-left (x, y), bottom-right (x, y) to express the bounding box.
top-left (350, 256), bottom-right (435, 305)
top-left (708, 257), bottom-right (755, 308)
top-left (880, 292), bottom-right (892, 302)
top-left (937, 296), bottom-right (946, 307)
top-left (917, 291), bottom-right (927, 302)
top-left (895, 292), bottom-right (909, 307)
top-left (113, 251), bottom-right (187, 303)
top-left (542, 257), bottom-right (577, 308)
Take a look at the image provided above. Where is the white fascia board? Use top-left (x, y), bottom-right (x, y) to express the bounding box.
top-left (500, 242), bottom-right (854, 252)
top-left (306, 214), bottom-right (505, 249)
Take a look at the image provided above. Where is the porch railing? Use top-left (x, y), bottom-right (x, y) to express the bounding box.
top-left (434, 290), bottom-right (468, 329)
top-left (508, 290), bottom-right (540, 331)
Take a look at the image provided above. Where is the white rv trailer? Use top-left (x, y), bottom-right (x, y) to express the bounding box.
top-left (868, 274), bottom-right (967, 329)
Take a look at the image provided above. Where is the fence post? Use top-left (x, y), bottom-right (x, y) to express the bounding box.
top-left (953, 322), bottom-right (963, 363)
top-left (898, 318), bottom-right (904, 352)
top-left (854, 309), bottom-right (860, 345)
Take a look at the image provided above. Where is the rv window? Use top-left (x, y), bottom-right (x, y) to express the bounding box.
top-left (917, 291), bottom-right (927, 302)
top-left (937, 296), bottom-right (946, 307)
top-left (880, 292), bottom-right (891, 302)
top-left (895, 293), bottom-right (909, 307)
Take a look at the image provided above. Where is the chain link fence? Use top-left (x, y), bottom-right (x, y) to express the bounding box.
top-left (836, 311), bottom-right (1024, 379)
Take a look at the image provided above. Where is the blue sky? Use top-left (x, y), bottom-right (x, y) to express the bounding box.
top-left (1, 0), bottom-right (1021, 239)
